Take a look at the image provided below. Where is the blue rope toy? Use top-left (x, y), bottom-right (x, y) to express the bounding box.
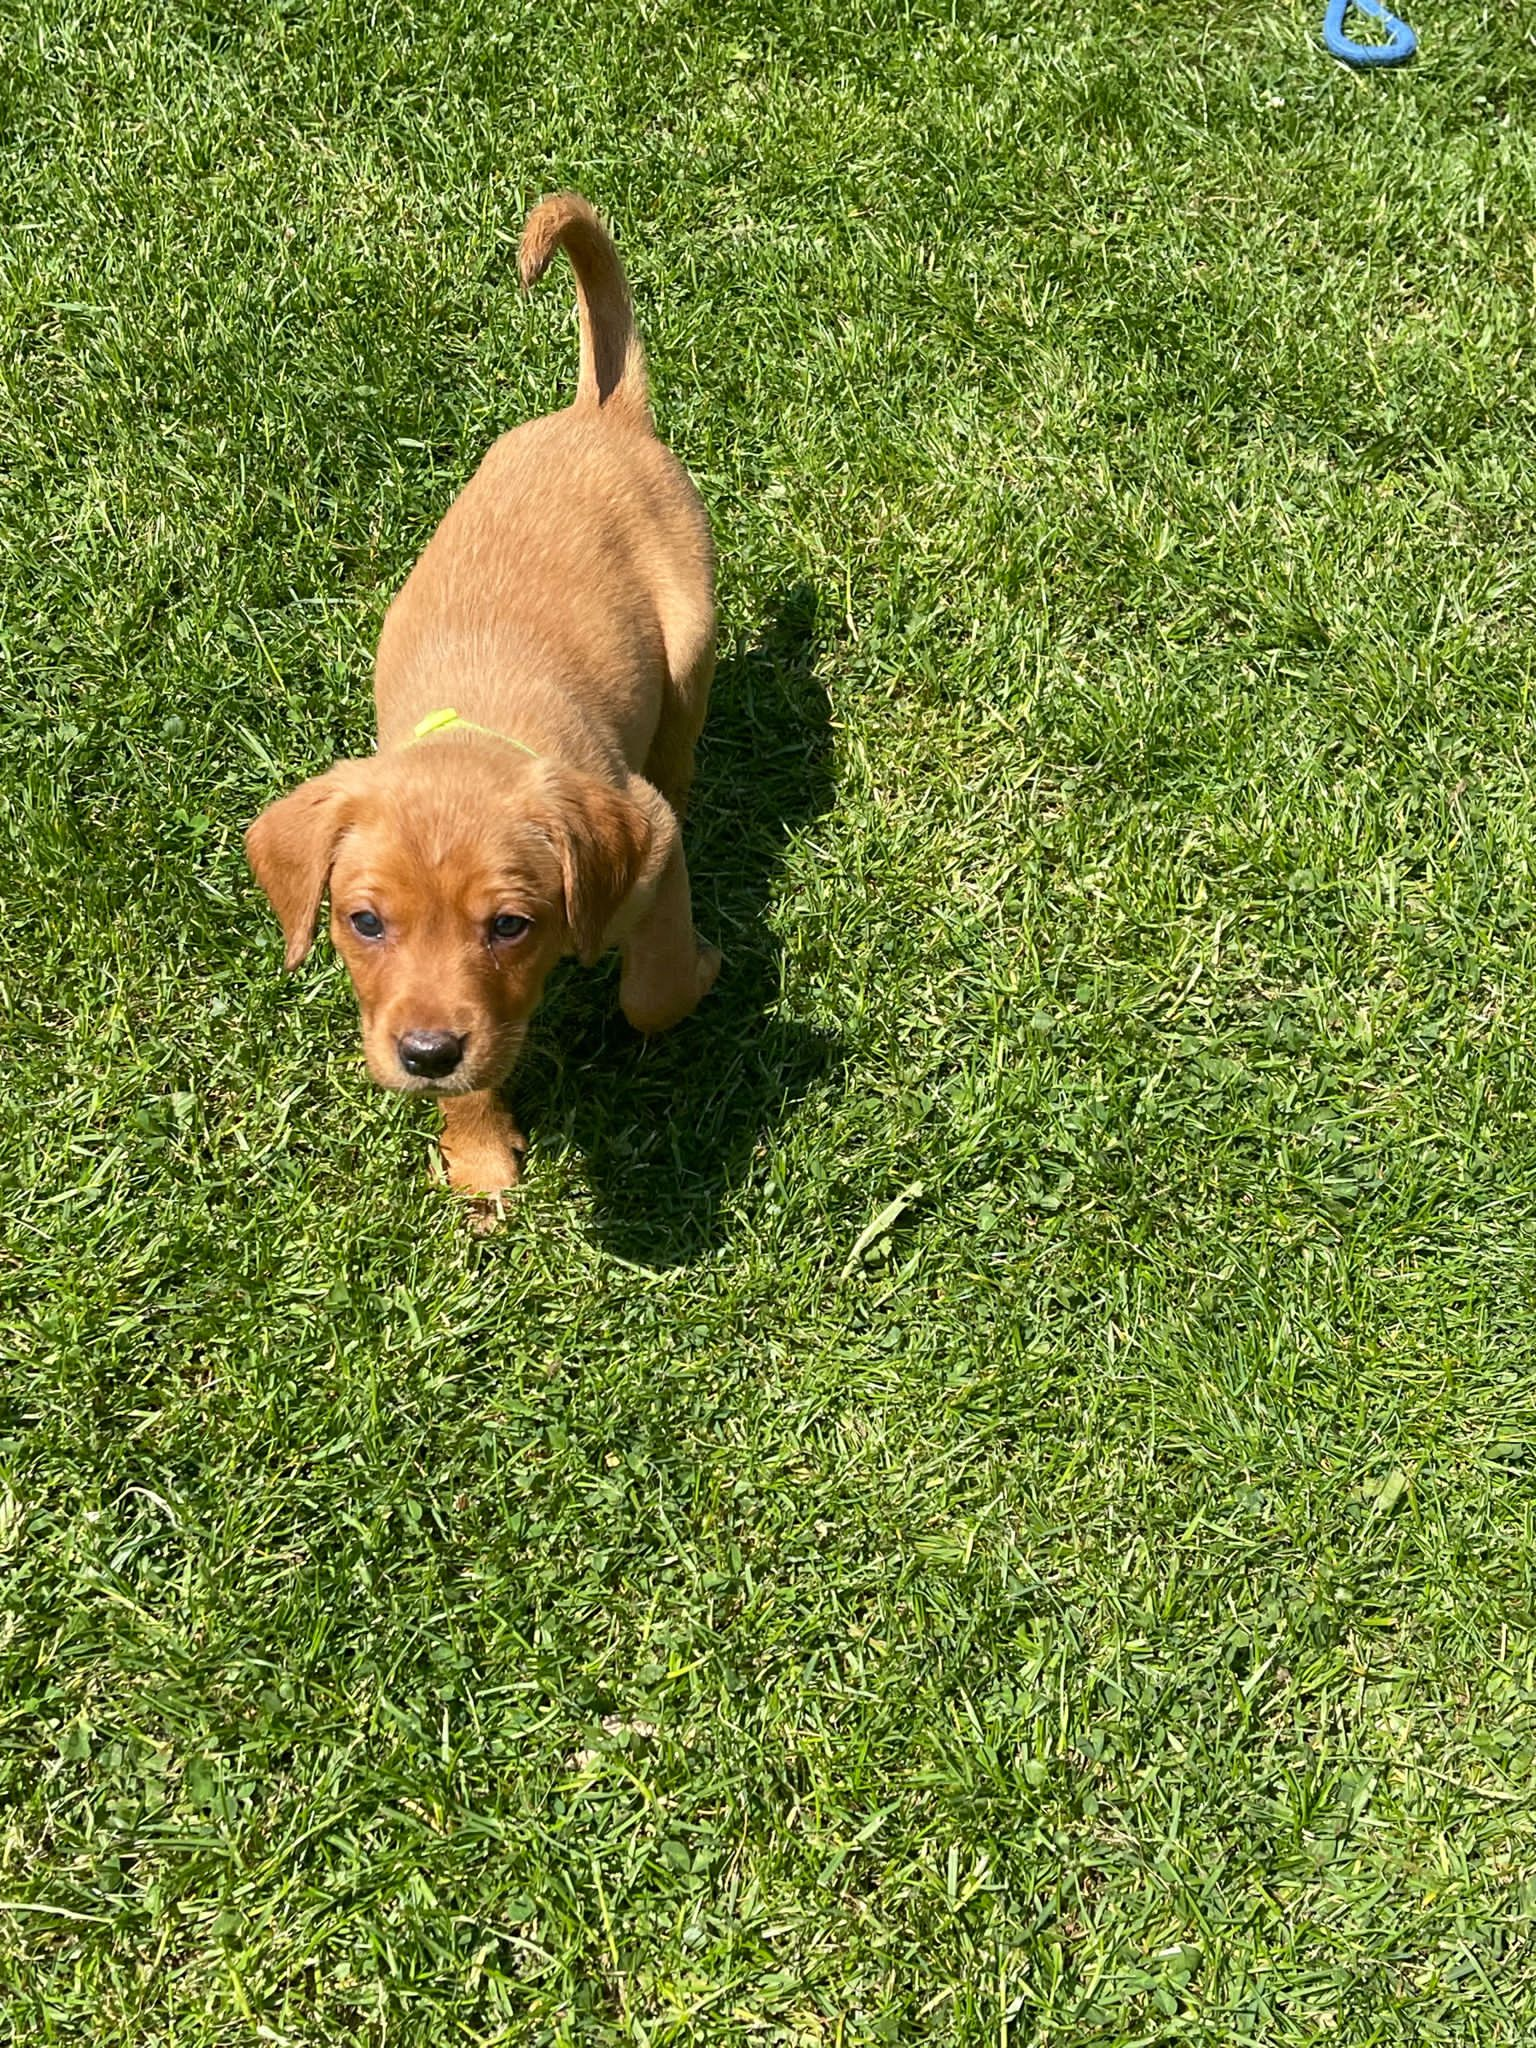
top-left (1323, 0), bottom-right (1417, 66)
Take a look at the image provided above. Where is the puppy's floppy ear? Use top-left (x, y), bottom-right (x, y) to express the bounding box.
top-left (543, 769), bottom-right (655, 966)
top-left (245, 764), bottom-right (366, 970)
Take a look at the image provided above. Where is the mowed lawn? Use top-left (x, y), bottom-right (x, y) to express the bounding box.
top-left (4, 0), bottom-right (1536, 2039)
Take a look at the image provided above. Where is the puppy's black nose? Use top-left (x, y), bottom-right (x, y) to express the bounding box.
top-left (397, 1029), bottom-right (464, 1079)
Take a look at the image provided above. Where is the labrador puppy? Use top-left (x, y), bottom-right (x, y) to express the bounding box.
top-left (246, 194), bottom-right (719, 1195)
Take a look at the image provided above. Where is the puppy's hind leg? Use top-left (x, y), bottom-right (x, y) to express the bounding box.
top-left (643, 612), bottom-right (714, 825)
top-left (643, 717), bottom-right (702, 827)
top-left (630, 593), bottom-right (718, 1028)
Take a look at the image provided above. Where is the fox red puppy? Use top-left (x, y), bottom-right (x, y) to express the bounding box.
top-left (246, 195), bottom-right (719, 1194)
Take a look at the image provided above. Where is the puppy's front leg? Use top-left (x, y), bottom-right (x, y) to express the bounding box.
top-left (619, 829), bottom-right (721, 1037)
top-left (438, 1091), bottom-right (527, 1195)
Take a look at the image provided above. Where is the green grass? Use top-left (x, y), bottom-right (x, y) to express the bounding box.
top-left (4, 0), bottom-right (1536, 2038)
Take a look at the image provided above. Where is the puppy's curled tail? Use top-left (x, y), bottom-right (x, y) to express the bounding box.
top-left (519, 193), bottom-right (649, 424)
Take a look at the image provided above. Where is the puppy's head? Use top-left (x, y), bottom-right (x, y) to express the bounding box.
top-left (245, 747), bottom-right (652, 1094)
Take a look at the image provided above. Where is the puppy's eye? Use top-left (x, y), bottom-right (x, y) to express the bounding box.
top-left (350, 910), bottom-right (385, 940)
top-left (490, 913), bottom-right (532, 943)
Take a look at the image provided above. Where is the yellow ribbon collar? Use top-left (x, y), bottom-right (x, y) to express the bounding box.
top-left (398, 707), bottom-right (539, 759)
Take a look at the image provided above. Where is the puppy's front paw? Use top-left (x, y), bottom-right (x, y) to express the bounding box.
top-left (441, 1132), bottom-right (525, 1195)
top-left (437, 1096), bottom-right (527, 1196)
top-left (620, 940), bottom-right (722, 1036)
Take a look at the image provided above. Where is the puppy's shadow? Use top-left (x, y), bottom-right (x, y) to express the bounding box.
top-left (517, 585), bottom-right (840, 1262)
